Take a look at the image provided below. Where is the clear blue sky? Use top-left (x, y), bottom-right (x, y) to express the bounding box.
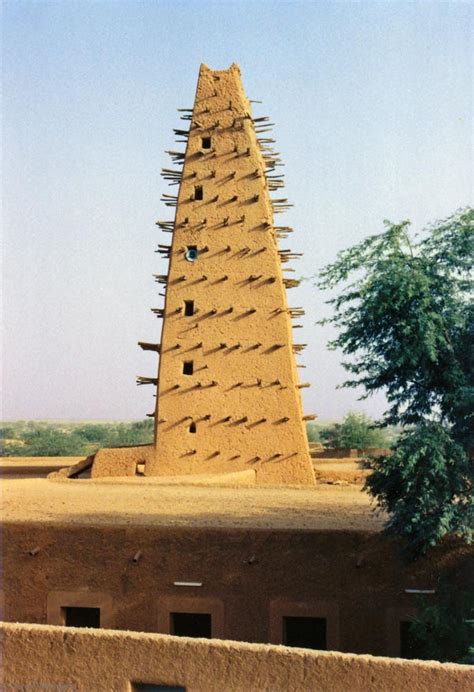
top-left (2, 0), bottom-right (472, 421)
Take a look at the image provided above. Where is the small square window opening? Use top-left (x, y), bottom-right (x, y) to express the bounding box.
top-left (201, 137), bottom-right (211, 150)
top-left (184, 300), bottom-right (194, 317)
top-left (183, 361), bottom-right (194, 376)
top-left (189, 422), bottom-right (197, 433)
top-left (194, 186), bottom-right (203, 201)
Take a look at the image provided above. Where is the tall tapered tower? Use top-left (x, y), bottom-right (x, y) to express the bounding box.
top-left (92, 64), bottom-right (315, 485)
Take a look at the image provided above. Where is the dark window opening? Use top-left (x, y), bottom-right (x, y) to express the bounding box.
top-left (171, 612), bottom-right (212, 638)
top-left (400, 621), bottom-right (425, 659)
top-left (62, 606), bottom-right (101, 628)
top-left (194, 186), bottom-right (203, 201)
top-left (184, 300), bottom-right (194, 316)
top-left (201, 137), bottom-right (211, 150)
top-left (189, 422), bottom-right (197, 433)
top-left (283, 616), bottom-right (327, 650)
top-left (132, 685), bottom-right (186, 692)
top-left (183, 361), bottom-right (194, 376)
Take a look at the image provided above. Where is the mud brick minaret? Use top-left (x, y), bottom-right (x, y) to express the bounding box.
top-left (92, 64), bottom-right (315, 485)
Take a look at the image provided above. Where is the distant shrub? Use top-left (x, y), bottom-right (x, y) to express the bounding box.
top-left (1, 420), bottom-right (155, 457)
top-left (7, 427), bottom-right (88, 457)
top-left (103, 420), bottom-right (154, 448)
top-left (306, 423), bottom-right (320, 443)
top-left (75, 424), bottom-right (112, 443)
top-left (320, 412), bottom-right (389, 449)
top-left (0, 426), bottom-right (16, 440)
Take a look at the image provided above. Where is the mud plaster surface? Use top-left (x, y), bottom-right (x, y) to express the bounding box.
top-left (91, 64), bottom-right (315, 485)
top-left (4, 622), bottom-right (474, 692)
top-left (2, 462), bottom-right (384, 531)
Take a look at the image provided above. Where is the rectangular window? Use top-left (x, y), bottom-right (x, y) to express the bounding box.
top-left (184, 300), bottom-right (194, 317)
top-left (283, 616), bottom-right (327, 650)
top-left (201, 137), bottom-right (211, 150)
top-left (62, 606), bottom-right (101, 628)
top-left (183, 361), bottom-right (193, 376)
top-left (171, 612), bottom-right (212, 638)
top-left (194, 185), bottom-right (203, 201)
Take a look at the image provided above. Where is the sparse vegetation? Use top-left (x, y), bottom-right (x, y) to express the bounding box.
top-left (320, 412), bottom-right (389, 448)
top-left (1, 420), bottom-right (154, 457)
top-left (2, 418), bottom-right (397, 456)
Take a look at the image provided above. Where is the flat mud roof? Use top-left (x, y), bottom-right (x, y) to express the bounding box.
top-left (2, 474), bottom-right (384, 532)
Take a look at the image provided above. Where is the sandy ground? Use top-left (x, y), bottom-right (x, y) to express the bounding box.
top-left (0, 456), bottom-right (82, 467)
top-left (1, 457), bottom-right (385, 532)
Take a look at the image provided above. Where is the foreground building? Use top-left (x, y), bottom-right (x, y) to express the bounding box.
top-left (2, 471), bottom-right (473, 654)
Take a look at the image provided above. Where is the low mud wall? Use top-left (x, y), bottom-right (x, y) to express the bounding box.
top-left (313, 448), bottom-right (392, 459)
top-left (2, 622), bottom-right (473, 692)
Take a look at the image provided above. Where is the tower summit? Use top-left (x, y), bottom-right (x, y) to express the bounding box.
top-left (92, 64), bottom-right (316, 485)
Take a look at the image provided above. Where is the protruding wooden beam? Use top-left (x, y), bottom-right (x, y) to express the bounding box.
top-left (283, 278), bottom-right (301, 289)
top-left (138, 342), bottom-right (161, 353)
top-left (136, 376), bottom-right (158, 386)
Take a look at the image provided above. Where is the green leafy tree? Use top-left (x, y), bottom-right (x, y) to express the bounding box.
top-left (0, 426), bottom-right (16, 440)
top-left (318, 208), bottom-right (474, 555)
top-left (368, 423), bottom-right (472, 554)
top-left (75, 424), bottom-right (112, 443)
top-left (320, 412), bottom-right (388, 448)
top-left (104, 420), bottom-right (154, 447)
top-left (407, 581), bottom-right (474, 663)
top-left (19, 427), bottom-right (87, 456)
